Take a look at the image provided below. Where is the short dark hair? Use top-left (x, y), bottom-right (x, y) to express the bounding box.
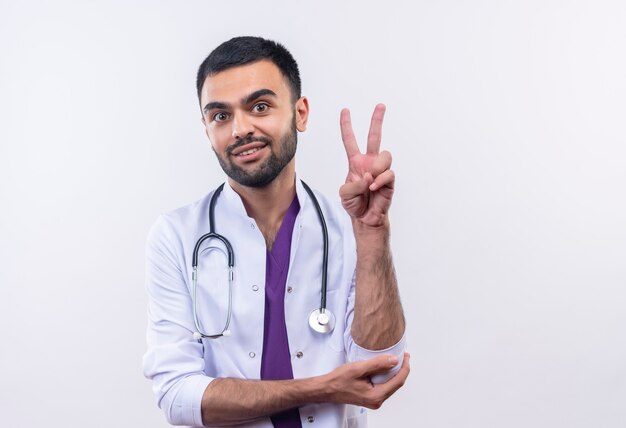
top-left (196, 36), bottom-right (301, 103)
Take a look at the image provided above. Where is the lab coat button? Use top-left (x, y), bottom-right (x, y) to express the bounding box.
top-left (250, 223), bottom-right (255, 229)
top-left (249, 352), bottom-right (256, 358)
top-left (307, 415), bottom-right (314, 423)
top-left (296, 351), bottom-right (303, 359)
top-left (252, 285), bottom-right (259, 291)
top-left (287, 286), bottom-right (293, 293)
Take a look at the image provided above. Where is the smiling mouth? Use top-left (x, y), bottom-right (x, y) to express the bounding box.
top-left (237, 146), bottom-right (264, 156)
top-left (229, 139), bottom-right (269, 158)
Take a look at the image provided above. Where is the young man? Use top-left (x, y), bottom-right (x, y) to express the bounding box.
top-left (144, 36), bottom-right (408, 427)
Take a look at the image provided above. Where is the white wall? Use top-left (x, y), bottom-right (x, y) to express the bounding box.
top-left (1, 0), bottom-right (625, 426)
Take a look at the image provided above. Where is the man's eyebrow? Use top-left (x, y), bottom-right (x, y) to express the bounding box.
top-left (202, 89), bottom-right (277, 114)
top-left (241, 89), bottom-right (277, 105)
top-left (203, 101), bottom-right (230, 114)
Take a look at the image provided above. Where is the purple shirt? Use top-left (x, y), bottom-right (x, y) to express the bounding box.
top-left (260, 195), bottom-right (302, 428)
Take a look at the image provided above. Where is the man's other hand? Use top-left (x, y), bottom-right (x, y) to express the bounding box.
top-left (321, 352), bottom-right (410, 409)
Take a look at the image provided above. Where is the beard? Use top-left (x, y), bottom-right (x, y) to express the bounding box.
top-left (213, 119), bottom-right (297, 188)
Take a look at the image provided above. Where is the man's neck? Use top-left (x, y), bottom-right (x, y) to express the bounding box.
top-left (228, 166), bottom-right (296, 250)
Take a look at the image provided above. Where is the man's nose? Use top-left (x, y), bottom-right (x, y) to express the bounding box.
top-left (232, 112), bottom-right (254, 139)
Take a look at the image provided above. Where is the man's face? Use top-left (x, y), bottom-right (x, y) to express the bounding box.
top-left (199, 60), bottom-right (308, 188)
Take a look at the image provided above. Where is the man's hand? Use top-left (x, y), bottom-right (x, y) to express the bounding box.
top-left (339, 104), bottom-right (394, 228)
top-left (323, 353), bottom-right (411, 409)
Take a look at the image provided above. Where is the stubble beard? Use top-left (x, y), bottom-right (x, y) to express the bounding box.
top-left (213, 118), bottom-right (297, 188)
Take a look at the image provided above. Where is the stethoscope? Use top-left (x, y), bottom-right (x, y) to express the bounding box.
top-left (191, 181), bottom-right (335, 340)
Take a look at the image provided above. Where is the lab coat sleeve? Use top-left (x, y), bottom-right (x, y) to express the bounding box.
top-left (143, 215), bottom-right (212, 426)
top-left (340, 213), bottom-right (407, 384)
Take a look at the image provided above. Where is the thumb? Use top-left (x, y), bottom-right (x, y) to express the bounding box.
top-left (356, 355), bottom-right (399, 377)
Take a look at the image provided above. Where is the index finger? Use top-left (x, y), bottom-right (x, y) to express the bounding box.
top-left (340, 108), bottom-right (361, 158)
top-left (366, 103), bottom-right (386, 155)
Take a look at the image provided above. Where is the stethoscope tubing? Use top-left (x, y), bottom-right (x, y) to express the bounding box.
top-left (191, 181), bottom-right (332, 339)
top-left (300, 181), bottom-right (329, 312)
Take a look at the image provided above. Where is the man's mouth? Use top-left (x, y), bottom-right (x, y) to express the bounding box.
top-left (229, 139), bottom-right (269, 157)
top-left (237, 146), bottom-right (264, 156)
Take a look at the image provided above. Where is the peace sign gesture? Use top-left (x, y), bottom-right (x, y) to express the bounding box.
top-left (339, 104), bottom-right (395, 229)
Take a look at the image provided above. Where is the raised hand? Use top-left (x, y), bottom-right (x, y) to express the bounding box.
top-left (339, 104), bottom-right (395, 228)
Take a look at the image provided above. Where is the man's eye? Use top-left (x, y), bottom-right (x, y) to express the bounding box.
top-left (252, 103), bottom-right (269, 113)
top-left (213, 112), bottom-right (229, 122)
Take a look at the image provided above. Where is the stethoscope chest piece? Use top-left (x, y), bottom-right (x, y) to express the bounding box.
top-left (309, 308), bottom-right (336, 334)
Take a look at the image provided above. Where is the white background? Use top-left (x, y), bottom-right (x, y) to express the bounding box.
top-left (1, 0), bottom-right (625, 427)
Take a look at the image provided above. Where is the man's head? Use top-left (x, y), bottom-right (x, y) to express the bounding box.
top-left (197, 37), bottom-right (309, 188)
top-left (196, 36), bottom-right (301, 104)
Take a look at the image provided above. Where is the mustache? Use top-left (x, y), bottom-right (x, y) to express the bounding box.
top-left (225, 135), bottom-right (272, 156)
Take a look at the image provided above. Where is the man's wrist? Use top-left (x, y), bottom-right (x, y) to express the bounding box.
top-left (352, 218), bottom-right (391, 244)
top-left (303, 373), bottom-right (335, 404)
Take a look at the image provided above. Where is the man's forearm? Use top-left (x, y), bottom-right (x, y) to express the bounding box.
top-left (201, 354), bottom-right (408, 426)
top-left (201, 376), bottom-right (324, 426)
top-left (351, 221), bottom-right (405, 350)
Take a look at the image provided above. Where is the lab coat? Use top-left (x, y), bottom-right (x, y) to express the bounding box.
top-left (143, 179), bottom-right (405, 427)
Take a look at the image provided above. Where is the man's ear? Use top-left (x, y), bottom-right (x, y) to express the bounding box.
top-left (295, 96), bottom-right (310, 132)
